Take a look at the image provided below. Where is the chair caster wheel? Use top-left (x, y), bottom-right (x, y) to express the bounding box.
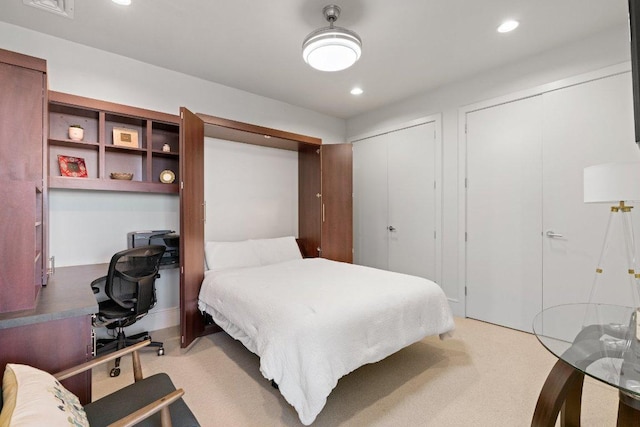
top-left (157, 348), bottom-right (164, 356)
top-left (110, 367), bottom-right (120, 377)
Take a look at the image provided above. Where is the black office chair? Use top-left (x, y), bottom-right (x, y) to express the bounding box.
top-left (92, 245), bottom-right (166, 377)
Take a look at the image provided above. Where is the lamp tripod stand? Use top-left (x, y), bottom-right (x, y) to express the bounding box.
top-left (588, 202), bottom-right (640, 304)
top-left (585, 201), bottom-right (640, 339)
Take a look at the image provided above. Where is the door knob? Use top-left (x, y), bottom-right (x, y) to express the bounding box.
top-left (388, 226), bottom-right (396, 232)
top-left (545, 231), bottom-right (563, 238)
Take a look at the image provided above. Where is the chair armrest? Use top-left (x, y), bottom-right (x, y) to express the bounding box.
top-left (53, 340), bottom-right (150, 381)
top-left (107, 388), bottom-right (185, 427)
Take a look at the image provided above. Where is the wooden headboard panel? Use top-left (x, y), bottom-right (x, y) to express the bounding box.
top-left (296, 238), bottom-right (306, 258)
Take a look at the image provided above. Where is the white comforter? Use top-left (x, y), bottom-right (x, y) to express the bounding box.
top-left (198, 258), bottom-right (455, 425)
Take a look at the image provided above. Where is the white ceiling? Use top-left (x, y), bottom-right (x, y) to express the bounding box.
top-left (0, 0), bottom-right (631, 119)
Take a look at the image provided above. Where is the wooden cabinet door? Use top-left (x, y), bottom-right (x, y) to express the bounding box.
top-left (0, 51), bottom-right (46, 313)
top-left (0, 181), bottom-right (36, 312)
top-left (299, 146), bottom-right (321, 257)
top-left (321, 144), bottom-right (353, 262)
top-left (0, 61), bottom-right (44, 183)
top-left (179, 107), bottom-right (205, 348)
top-left (0, 316), bottom-right (92, 404)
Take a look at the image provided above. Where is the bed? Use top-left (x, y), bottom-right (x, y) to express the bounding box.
top-left (198, 236), bottom-right (455, 425)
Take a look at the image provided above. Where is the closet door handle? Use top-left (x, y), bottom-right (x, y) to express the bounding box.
top-left (545, 230), bottom-right (563, 238)
top-left (388, 226), bottom-right (396, 232)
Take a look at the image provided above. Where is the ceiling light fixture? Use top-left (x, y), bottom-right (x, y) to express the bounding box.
top-left (302, 5), bottom-right (362, 72)
top-left (350, 87), bottom-right (363, 95)
top-left (497, 20), bottom-right (519, 33)
top-left (112, 0), bottom-right (131, 5)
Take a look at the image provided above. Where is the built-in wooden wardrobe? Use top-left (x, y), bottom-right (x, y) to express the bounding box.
top-left (0, 48), bottom-right (95, 404)
top-left (0, 48), bottom-right (48, 313)
top-left (179, 112), bottom-right (352, 347)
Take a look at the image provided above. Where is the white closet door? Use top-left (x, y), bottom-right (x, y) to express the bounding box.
top-left (466, 96), bottom-right (543, 332)
top-left (353, 134), bottom-right (389, 270)
top-left (353, 121), bottom-right (437, 280)
top-left (542, 73), bottom-right (640, 308)
top-left (387, 122), bottom-right (437, 279)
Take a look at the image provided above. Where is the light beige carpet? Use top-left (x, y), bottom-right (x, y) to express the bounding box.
top-left (93, 317), bottom-right (619, 426)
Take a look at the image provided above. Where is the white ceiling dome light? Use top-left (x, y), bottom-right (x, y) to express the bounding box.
top-left (302, 5), bottom-right (362, 72)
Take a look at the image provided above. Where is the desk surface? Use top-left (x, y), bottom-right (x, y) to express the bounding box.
top-left (533, 303), bottom-right (640, 397)
top-left (0, 264), bottom-right (103, 329)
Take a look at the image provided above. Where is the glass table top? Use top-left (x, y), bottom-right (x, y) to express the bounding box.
top-left (533, 303), bottom-right (640, 397)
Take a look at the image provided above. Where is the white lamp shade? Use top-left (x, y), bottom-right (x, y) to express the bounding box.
top-left (584, 162), bottom-right (640, 203)
top-left (302, 27), bottom-right (362, 72)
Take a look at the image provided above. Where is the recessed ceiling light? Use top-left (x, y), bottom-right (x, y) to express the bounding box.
top-left (497, 20), bottom-right (519, 33)
top-left (112, 0), bottom-right (131, 5)
top-left (350, 87), bottom-right (363, 95)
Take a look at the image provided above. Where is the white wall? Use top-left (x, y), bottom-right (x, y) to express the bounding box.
top-left (0, 21), bottom-right (345, 332)
top-left (204, 138), bottom-right (299, 241)
top-left (2, 20), bottom-right (632, 326)
top-left (346, 26), bottom-right (632, 316)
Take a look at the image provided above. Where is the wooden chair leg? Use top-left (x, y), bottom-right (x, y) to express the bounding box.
top-left (160, 406), bottom-right (173, 427)
top-left (617, 391), bottom-right (640, 427)
top-left (132, 350), bottom-right (143, 382)
top-left (532, 359), bottom-right (585, 427)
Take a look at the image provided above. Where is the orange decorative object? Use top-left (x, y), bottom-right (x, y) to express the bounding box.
top-left (58, 155), bottom-right (88, 177)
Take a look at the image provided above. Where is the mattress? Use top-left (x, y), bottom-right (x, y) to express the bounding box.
top-left (198, 257), bottom-right (455, 425)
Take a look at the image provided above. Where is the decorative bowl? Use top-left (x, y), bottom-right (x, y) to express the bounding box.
top-left (110, 172), bottom-right (133, 180)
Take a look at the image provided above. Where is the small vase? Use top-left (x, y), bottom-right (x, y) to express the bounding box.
top-left (69, 127), bottom-right (84, 141)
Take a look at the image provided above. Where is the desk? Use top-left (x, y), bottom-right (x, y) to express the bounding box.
top-left (0, 264), bottom-right (100, 403)
top-left (532, 304), bottom-right (640, 426)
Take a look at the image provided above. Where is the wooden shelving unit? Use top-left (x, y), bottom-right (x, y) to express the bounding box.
top-left (48, 92), bottom-right (180, 194)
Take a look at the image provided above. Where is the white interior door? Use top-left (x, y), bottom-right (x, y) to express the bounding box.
top-left (465, 71), bottom-right (640, 333)
top-left (466, 96), bottom-right (543, 332)
top-left (387, 122), bottom-right (437, 279)
top-left (353, 134), bottom-right (389, 270)
top-left (353, 121), bottom-right (437, 280)
top-left (542, 72), bottom-right (640, 308)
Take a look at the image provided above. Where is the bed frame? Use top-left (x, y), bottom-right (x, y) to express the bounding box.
top-left (179, 111), bottom-right (337, 348)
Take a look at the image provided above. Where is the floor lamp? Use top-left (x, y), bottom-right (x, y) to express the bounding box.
top-left (584, 162), bottom-right (640, 336)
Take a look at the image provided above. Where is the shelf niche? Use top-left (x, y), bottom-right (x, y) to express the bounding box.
top-left (48, 92), bottom-right (180, 194)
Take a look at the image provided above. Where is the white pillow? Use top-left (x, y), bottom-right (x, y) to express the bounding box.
top-left (204, 240), bottom-right (262, 272)
top-left (0, 363), bottom-right (89, 427)
top-left (251, 236), bottom-right (302, 266)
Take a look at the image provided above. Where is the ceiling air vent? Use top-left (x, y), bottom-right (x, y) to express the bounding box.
top-left (23, 0), bottom-right (74, 19)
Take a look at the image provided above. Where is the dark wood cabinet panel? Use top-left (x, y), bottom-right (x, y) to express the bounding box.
top-left (299, 146), bottom-right (322, 257)
top-left (0, 62), bottom-right (44, 183)
top-left (299, 144), bottom-right (353, 261)
top-left (179, 107), bottom-right (205, 348)
top-left (0, 316), bottom-right (93, 404)
top-left (0, 48), bottom-right (47, 313)
top-left (0, 49), bottom-right (94, 404)
top-left (0, 181), bottom-right (37, 312)
top-left (321, 144), bottom-right (353, 263)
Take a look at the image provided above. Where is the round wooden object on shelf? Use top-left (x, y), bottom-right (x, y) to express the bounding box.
top-left (159, 170), bottom-right (175, 184)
